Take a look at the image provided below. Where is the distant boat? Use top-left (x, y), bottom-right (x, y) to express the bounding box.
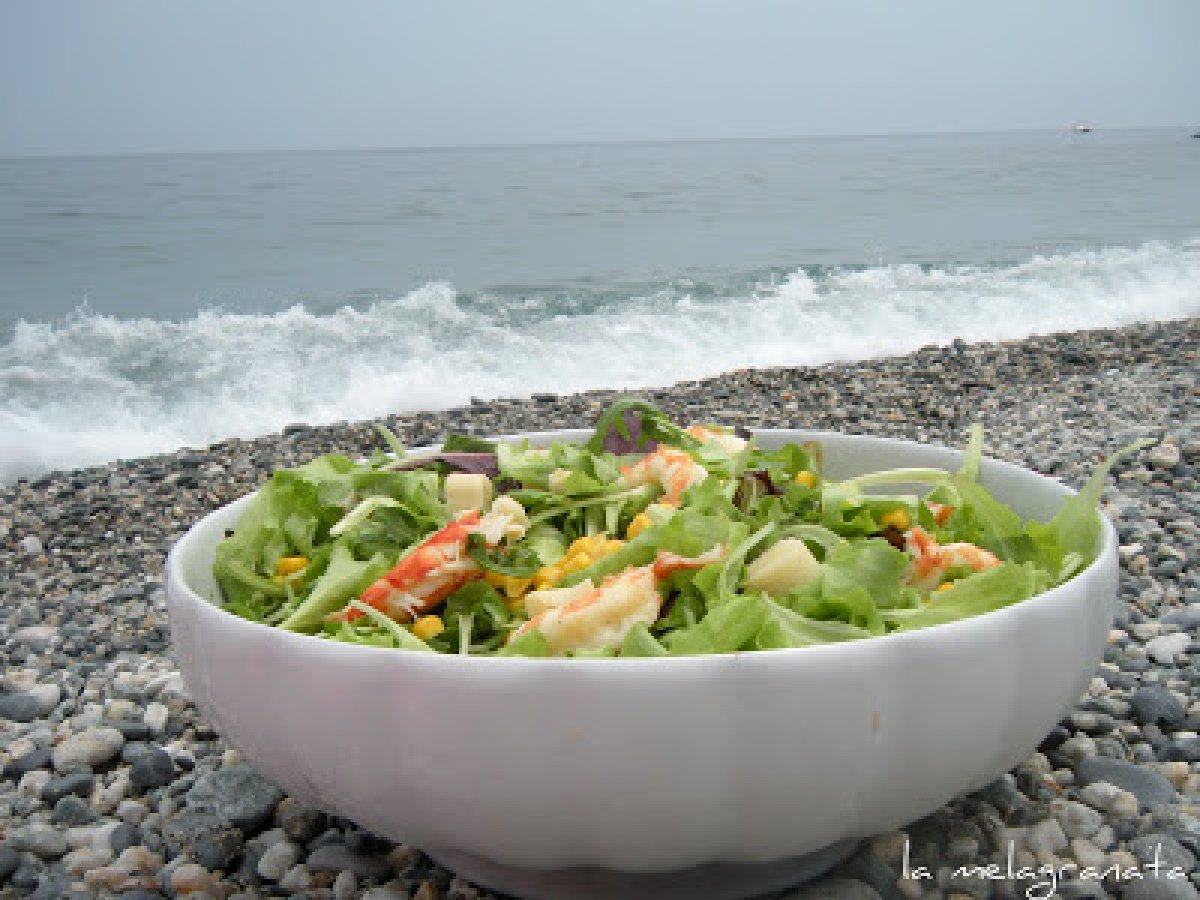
top-left (1072, 122), bottom-right (1092, 133)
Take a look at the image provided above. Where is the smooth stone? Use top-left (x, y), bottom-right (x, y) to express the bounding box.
top-left (278, 863), bottom-right (312, 891)
top-left (4, 745), bottom-right (53, 779)
top-left (1131, 685), bottom-right (1188, 727)
top-left (1146, 632), bottom-right (1192, 664)
top-left (277, 797), bottom-right (326, 844)
top-left (40, 773), bottom-right (95, 804)
top-left (9, 822), bottom-right (69, 858)
top-left (333, 870), bottom-right (358, 900)
top-left (193, 826), bottom-right (244, 870)
top-left (257, 840), bottom-right (301, 881)
top-left (62, 846), bottom-right (111, 876)
top-left (779, 878), bottom-right (883, 900)
top-left (184, 764), bottom-right (284, 829)
top-left (1121, 878), bottom-right (1200, 899)
top-left (129, 748), bottom-right (176, 791)
top-left (0, 684), bottom-right (60, 722)
top-left (306, 842), bottom-right (393, 880)
top-left (1054, 799), bottom-right (1104, 839)
top-left (162, 807), bottom-right (243, 863)
top-left (170, 862), bottom-right (215, 895)
top-left (1129, 833), bottom-right (1197, 873)
top-left (51, 795), bottom-right (98, 827)
top-left (1163, 737), bottom-right (1200, 763)
top-left (1026, 817), bottom-right (1069, 854)
top-left (1055, 882), bottom-right (1110, 900)
top-left (1075, 756), bottom-right (1178, 810)
top-left (51, 727), bottom-right (125, 772)
top-left (109, 822), bottom-right (142, 855)
top-left (0, 845), bottom-right (19, 880)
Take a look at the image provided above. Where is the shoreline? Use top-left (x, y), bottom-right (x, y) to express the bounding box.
top-left (2, 317), bottom-right (1199, 898)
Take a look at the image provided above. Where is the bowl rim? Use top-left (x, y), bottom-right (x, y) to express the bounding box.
top-left (166, 426), bottom-right (1118, 669)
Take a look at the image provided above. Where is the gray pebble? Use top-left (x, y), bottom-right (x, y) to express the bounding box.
top-left (306, 841), bottom-right (393, 880)
top-left (1129, 833), bottom-right (1197, 873)
top-left (40, 772), bottom-right (95, 804)
top-left (162, 807), bottom-right (243, 864)
top-left (0, 684), bottom-right (60, 722)
top-left (129, 748), bottom-right (176, 791)
top-left (1075, 757), bottom-right (1178, 811)
top-left (50, 795), bottom-right (97, 827)
top-left (9, 822), bottom-right (68, 859)
top-left (109, 822), bottom-right (141, 855)
top-left (185, 764), bottom-right (283, 830)
top-left (1121, 878), bottom-right (1200, 899)
top-left (778, 877), bottom-right (882, 900)
top-left (0, 845), bottom-right (19, 880)
top-left (1131, 684), bottom-right (1187, 728)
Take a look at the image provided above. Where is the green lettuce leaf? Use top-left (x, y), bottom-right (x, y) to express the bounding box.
top-left (753, 598), bottom-right (874, 649)
top-left (881, 561), bottom-right (1043, 630)
top-left (279, 545), bottom-right (390, 631)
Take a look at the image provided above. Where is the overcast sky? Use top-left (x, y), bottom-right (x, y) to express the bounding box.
top-left (1, 1), bottom-right (1197, 157)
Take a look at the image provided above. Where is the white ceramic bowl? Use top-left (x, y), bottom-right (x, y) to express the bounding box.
top-left (166, 429), bottom-right (1118, 900)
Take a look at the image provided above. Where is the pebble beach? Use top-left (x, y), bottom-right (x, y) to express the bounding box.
top-left (1, 318), bottom-right (1198, 900)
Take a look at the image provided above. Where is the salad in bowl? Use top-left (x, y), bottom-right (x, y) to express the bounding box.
top-left (210, 399), bottom-right (1132, 660)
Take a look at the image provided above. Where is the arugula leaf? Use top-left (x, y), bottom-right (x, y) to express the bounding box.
top-left (440, 581), bottom-right (511, 649)
top-left (585, 397), bottom-right (703, 455)
top-left (465, 533), bottom-right (542, 577)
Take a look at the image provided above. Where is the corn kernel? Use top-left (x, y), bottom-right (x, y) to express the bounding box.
top-left (535, 565), bottom-right (562, 589)
top-left (485, 571), bottom-right (533, 600)
top-left (570, 552), bottom-right (593, 570)
top-left (274, 556), bottom-right (309, 576)
top-left (936, 582), bottom-right (954, 593)
top-left (626, 513), bottom-right (653, 540)
top-left (880, 509), bottom-right (911, 531)
top-left (794, 471), bottom-right (816, 488)
top-left (412, 615), bottom-right (445, 640)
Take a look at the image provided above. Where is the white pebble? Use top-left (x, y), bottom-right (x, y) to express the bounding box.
top-left (116, 799), bottom-right (149, 824)
top-left (256, 840), bottom-right (300, 881)
top-left (1026, 817), bottom-right (1068, 854)
top-left (20, 534), bottom-right (43, 554)
top-left (143, 702), bottom-right (169, 734)
top-left (18, 769), bottom-right (52, 798)
top-left (278, 863), bottom-right (312, 891)
top-left (1109, 790), bottom-right (1139, 819)
top-left (1079, 781), bottom-right (1120, 811)
top-left (1145, 632), bottom-right (1191, 664)
top-left (1070, 837), bottom-right (1107, 870)
top-left (333, 870), bottom-right (358, 900)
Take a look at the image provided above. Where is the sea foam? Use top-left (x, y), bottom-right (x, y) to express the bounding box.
top-left (2, 240), bottom-right (1197, 482)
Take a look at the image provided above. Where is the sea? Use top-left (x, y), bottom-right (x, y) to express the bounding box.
top-left (1, 128), bottom-right (1198, 483)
